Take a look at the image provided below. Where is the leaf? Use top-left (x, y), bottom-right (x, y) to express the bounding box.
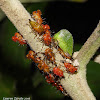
top-left (53, 29), bottom-right (73, 56)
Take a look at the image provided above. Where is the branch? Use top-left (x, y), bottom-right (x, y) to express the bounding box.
top-left (76, 22), bottom-right (100, 67)
top-left (73, 52), bottom-right (100, 64)
top-left (0, 0), bottom-right (98, 100)
top-left (94, 54), bottom-right (100, 64)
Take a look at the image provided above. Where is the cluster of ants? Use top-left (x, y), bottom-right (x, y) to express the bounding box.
top-left (12, 10), bottom-right (78, 95)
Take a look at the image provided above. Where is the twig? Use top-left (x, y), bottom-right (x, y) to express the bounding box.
top-left (73, 52), bottom-right (100, 64)
top-left (76, 22), bottom-right (100, 67)
top-left (94, 54), bottom-right (100, 64)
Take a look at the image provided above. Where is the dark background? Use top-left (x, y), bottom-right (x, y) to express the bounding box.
top-left (0, 0), bottom-right (100, 100)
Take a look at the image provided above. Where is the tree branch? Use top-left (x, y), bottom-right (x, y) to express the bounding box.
top-left (76, 22), bottom-right (100, 67)
top-left (94, 54), bottom-right (100, 64)
top-left (0, 0), bottom-right (98, 100)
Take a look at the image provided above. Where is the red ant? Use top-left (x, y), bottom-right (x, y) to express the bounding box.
top-left (43, 30), bottom-right (52, 46)
top-left (44, 48), bottom-right (56, 64)
top-left (57, 85), bottom-right (64, 92)
top-left (37, 60), bottom-right (50, 73)
top-left (32, 10), bottom-right (43, 25)
top-left (26, 50), bottom-right (36, 61)
top-left (53, 67), bottom-right (64, 77)
top-left (26, 50), bottom-right (50, 73)
top-left (64, 62), bottom-right (77, 74)
top-left (42, 24), bottom-right (50, 31)
top-left (29, 19), bottom-right (44, 34)
top-left (45, 73), bottom-right (55, 84)
top-left (12, 32), bottom-right (26, 45)
top-left (45, 73), bottom-right (64, 93)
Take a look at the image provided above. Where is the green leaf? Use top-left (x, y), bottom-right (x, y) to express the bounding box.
top-left (53, 29), bottom-right (73, 56)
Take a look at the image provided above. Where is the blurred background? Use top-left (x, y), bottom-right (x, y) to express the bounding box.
top-left (0, 0), bottom-right (100, 100)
